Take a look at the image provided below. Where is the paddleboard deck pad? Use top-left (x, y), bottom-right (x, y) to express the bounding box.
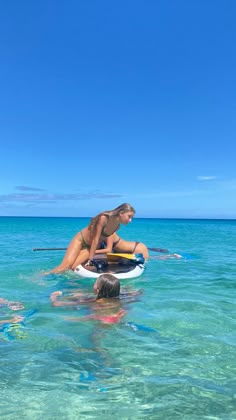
top-left (74, 253), bottom-right (145, 279)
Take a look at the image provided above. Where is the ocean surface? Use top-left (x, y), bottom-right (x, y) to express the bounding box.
top-left (0, 216), bottom-right (235, 419)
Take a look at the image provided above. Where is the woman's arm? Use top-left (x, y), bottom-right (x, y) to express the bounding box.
top-left (50, 291), bottom-right (94, 307)
top-left (119, 289), bottom-right (143, 303)
top-left (121, 288), bottom-right (143, 296)
top-left (50, 291), bottom-right (79, 307)
top-left (94, 235), bottom-right (114, 255)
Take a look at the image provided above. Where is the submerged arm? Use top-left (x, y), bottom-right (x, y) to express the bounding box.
top-left (50, 291), bottom-right (79, 307)
top-left (0, 315), bottom-right (24, 325)
top-left (50, 291), bottom-right (94, 307)
top-left (65, 309), bottom-right (127, 324)
top-left (120, 288), bottom-right (143, 297)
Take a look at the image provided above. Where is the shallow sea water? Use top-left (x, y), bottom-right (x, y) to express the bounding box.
top-left (0, 217), bottom-right (235, 419)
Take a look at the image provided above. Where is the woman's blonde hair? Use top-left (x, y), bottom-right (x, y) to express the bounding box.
top-left (88, 203), bottom-right (135, 234)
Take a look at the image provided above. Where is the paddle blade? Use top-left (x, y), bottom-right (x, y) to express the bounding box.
top-left (148, 247), bottom-right (169, 253)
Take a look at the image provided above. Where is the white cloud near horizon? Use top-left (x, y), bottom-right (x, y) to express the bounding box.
top-left (15, 186), bottom-right (46, 191)
top-left (0, 191), bottom-right (123, 204)
top-left (197, 176), bottom-right (217, 181)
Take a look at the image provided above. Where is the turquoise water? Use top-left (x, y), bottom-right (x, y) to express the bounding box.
top-left (0, 217), bottom-right (235, 419)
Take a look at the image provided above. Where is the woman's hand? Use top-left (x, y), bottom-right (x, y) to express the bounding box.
top-left (94, 235), bottom-right (114, 255)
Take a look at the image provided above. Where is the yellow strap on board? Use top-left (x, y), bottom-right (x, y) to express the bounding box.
top-left (107, 253), bottom-right (136, 261)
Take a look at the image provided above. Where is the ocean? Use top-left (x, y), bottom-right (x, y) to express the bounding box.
top-left (0, 216), bottom-right (235, 419)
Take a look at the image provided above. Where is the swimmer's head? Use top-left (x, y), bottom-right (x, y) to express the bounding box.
top-left (94, 274), bottom-right (120, 299)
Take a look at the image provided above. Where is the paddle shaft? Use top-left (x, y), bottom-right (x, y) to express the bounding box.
top-left (33, 247), bottom-right (67, 251)
top-left (33, 247), bottom-right (169, 253)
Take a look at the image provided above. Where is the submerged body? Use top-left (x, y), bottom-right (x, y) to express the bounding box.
top-left (50, 273), bottom-right (142, 324)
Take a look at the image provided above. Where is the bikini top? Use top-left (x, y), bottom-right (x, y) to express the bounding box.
top-left (101, 214), bottom-right (120, 237)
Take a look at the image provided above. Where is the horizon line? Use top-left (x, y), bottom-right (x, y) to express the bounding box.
top-left (0, 215), bottom-right (235, 221)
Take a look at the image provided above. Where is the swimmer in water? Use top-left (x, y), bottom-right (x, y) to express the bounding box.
top-left (50, 273), bottom-right (142, 324)
top-left (0, 315), bottom-right (24, 325)
top-left (0, 297), bottom-right (24, 311)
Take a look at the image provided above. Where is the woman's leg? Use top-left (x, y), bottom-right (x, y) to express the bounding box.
top-left (132, 242), bottom-right (149, 259)
top-left (112, 234), bottom-right (149, 259)
top-left (71, 249), bottom-right (90, 270)
top-left (46, 234), bottom-right (83, 274)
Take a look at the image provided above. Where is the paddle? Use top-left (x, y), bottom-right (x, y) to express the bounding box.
top-left (33, 247), bottom-right (169, 253)
top-left (147, 247), bottom-right (169, 253)
top-left (33, 248), bottom-right (67, 251)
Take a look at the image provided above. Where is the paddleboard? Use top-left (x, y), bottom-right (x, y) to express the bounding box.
top-left (74, 253), bottom-right (145, 280)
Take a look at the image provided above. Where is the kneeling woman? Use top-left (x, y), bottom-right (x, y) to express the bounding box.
top-left (45, 203), bottom-right (136, 274)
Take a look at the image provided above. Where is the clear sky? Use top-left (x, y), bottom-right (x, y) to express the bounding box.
top-left (0, 0), bottom-right (235, 219)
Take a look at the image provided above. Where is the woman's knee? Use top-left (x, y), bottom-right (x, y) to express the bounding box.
top-left (71, 250), bottom-right (89, 270)
top-left (113, 237), bottom-right (149, 259)
top-left (135, 242), bottom-right (149, 259)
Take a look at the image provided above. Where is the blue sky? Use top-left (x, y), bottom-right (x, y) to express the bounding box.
top-left (0, 0), bottom-right (235, 218)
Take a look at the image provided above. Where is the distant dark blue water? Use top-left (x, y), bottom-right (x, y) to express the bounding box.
top-left (0, 217), bottom-right (235, 419)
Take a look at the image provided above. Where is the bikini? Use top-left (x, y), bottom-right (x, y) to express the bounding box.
top-left (101, 214), bottom-right (120, 238)
top-left (100, 214), bottom-right (120, 247)
top-left (80, 215), bottom-right (120, 250)
top-left (112, 237), bottom-right (140, 253)
top-left (132, 241), bottom-right (140, 253)
top-left (101, 215), bottom-right (139, 253)
top-left (80, 232), bottom-right (117, 251)
top-left (80, 232), bottom-right (90, 250)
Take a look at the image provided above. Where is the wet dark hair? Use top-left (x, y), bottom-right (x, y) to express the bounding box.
top-left (88, 203), bottom-right (135, 235)
top-left (96, 274), bottom-right (120, 299)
